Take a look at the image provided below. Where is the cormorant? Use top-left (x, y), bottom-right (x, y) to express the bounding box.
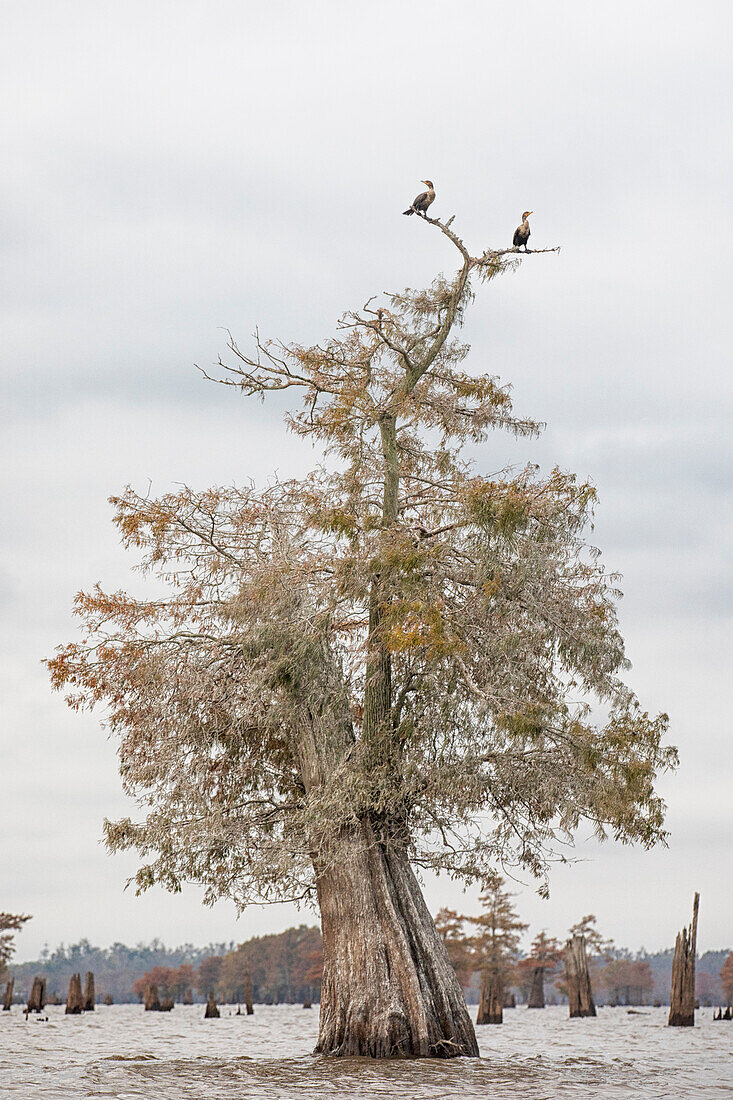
top-left (513, 211), bottom-right (533, 250)
top-left (403, 180), bottom-right (435, 216)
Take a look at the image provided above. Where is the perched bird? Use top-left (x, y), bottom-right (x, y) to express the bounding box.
top-left (403, 180), bottom-right (435, 216)
top-left (513, 211), bottom-right (533, 250)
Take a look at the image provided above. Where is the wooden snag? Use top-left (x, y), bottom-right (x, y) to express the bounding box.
top-left (244, 971), bottom-right (254, 1015)
top-left (27, 976), bottom-right (46, 1013)
top-left (668, 892), bottom-right (699, 1027)
top-left (83, 971), bottom-right (95, 1011)
top-left (476, 975), bottom-right (503, 1025)
top-left (65, 973), bottom-right (84, 1014)
top-left (103, 994), bottom-right (113, 1005)
top-left (565, 935), bottom-right (597, 1018)
top-left (144, 983), bottom-right (161, 1012)
top-left (3, 978), bottom-right (14, 1011)
top-left (527, 966), bottom-right (545, 1009)
top-left (303, 994), bottom-right (312, 1009)
top-left (204, 991), bottom-right (220, 1018)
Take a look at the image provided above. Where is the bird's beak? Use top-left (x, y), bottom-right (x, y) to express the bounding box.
top-left (528, 211), bottom-right (534, 216)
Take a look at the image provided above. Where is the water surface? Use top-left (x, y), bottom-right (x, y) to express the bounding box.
top-left (1, 1002), bottom-right (731, 1098)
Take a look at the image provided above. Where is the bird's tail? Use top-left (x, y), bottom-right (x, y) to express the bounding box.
top-left (402, 207), bottom-right (415, 216)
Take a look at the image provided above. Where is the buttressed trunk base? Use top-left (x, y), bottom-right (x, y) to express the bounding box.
top-left (315, 820), bottom-right (478, 1058)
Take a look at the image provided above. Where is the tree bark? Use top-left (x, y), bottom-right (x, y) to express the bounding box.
top-left (204, 991), bottom-right (220, 1018)
top-left (3, 977), bottom-right (14, 1011)
top-left (669, 892), bottom-right (699, 1027)
top-left (83, 971), bottom-right (95, 1011)
top-left (144, 983), bottom-right (161, 1011)
top-left (314, 819), bottom-right (478, 1057)
top-left (244, 970), bottom-right (254, 1015)
top-left (528, 967), bottom-right (545, 1008)
top-left (476, 973), bottom-right (503, 1024)
top-left (65, 973), bottom-right (83, 1014)
top-left (565, 935), bottom-right (596, 1018)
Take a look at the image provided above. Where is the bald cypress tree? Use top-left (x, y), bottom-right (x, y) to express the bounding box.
top-left (49, 212), bottom-right (675, 1058)
top-left (469, 875), bottom-right (527, 1024)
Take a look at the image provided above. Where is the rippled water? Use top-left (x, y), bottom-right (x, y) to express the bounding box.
top-left (1, 1002), bottom-right (731, 1098)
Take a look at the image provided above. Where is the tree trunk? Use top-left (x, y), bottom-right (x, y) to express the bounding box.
top-left (103, 994), bottom-right (114, 1005)
top-left (183, 986), bottom-right (193, 1005)
top-left (204, 991), bottom-right (220, 1018)
top-left (476, 973), bottom-right (503, 1025)
top-left (27, 976), bottom-right (46, 1013)
top-left (528, 967), bottom-right (545, 1008)
top-left (314, 819), bottom-right (478, 1058)
top-left (83, 971), bottom-right (95, 1011)
top-left (244, 970), bottom-right (254, 1015)
top-left (565, 935), bottom-right (596, 1018)
top-left (65, 973), bottom-right (83, 1014)
top-left (669, 892), bottom-right (699, 1027)
top-left (144, 983), bottom-right (161, 1011)
top-left (3, 978), bottom-right (14, 1011)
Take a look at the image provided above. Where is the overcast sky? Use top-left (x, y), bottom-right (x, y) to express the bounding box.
top-left (2, 1), bottom-right (731, 962)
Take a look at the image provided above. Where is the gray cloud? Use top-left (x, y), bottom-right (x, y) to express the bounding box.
top-left (2, 1), bottom-right (731, 959)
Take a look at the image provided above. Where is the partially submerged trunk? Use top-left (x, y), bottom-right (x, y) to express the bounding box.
top-left (83, 971), bottom-right (95, 1011)
top-left (204, 991), bottom-right (220, 1018)
top-left (103, 994), bottom-right (114, 1005)
top-left (183, 986), bottom-right (193, 1005)
top-left (3, 978), bottom-right (14, 1011)
top-left (303, 992), bottom-right (312, 1008)
top-left (565, 935), bottom-right (596, 1018)
top-left (315, 819), bottom-right (478, 1057)
top-left (144, 983), bottom-right (161, 1011)
top-left (27, 976), bottom-right (46, 1013)
top-left (244, 971), bottom-right (254, 1015)
top-left (65, 973), bottom-right (83, 1014)
top-left (669, 892), bottom-right (699, 1027)
top-left (476, 973), bottom-right (503, 1025)
top-left (527, 967), bottom-right (545, 1008)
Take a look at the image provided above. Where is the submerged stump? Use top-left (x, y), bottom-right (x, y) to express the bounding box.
top-left (3, 978), bottom-right (14, 1011)
top-left (27, 976), bottom-right (46, 1013)
top-left (83, 971), bottom-right (95, 1011)
top-left (527, 967), bottom-right (545, 1009)
top-left (476, 974), bottom-right (503, 1025)
top-left (103, 994), bottom-right (113, 1005)
top-left (144, 983), bottom-right (161, 1012)
top-left (204, 991), bottom-right (220, 1018)
top-left (65, 973), bottom-right (83, 1014)
top-left (244, 971), bottom-right (254, 1015)
top-left (565, 935), bottom-right (596, 1018)
top-left (668, 892), bottom-right (699, 1027)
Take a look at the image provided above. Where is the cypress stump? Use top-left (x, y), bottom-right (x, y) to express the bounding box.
top-left (527, 967), bottom-right (545, 1008)
top-left (476, 974), bottom-right (503, 1025)
top-left (244, 971), bottom-right (254, 1015)
top-left (3, 978), bottom-right (14, 1011)
top-left (103, 994), bottom-right (114, 1005)
top-left (144, 983), bottom-right (161, 1012)
top-left (83, 971), bottom-right (95, 1011)
top-left (669, 892), bottom-right (699, 1027)
top-left (65, 973), bottom-right (83, 1014)
top-left (204, 991), bottom-right (220, 1018)
top-left (27, 976), bottom-right (46, 1013)
top-left (565, 935), bottom-right (596, 1018)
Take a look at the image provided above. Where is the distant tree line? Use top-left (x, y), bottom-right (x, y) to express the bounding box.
top-left (6, 922), bottom-right (731, 1008)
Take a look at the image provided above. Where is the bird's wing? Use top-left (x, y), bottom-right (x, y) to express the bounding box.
top-left (412, 190), bottom-right (428, 208)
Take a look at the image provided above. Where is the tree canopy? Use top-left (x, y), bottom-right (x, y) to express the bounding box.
top-left (49, 213), bottom-right (675, 912)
